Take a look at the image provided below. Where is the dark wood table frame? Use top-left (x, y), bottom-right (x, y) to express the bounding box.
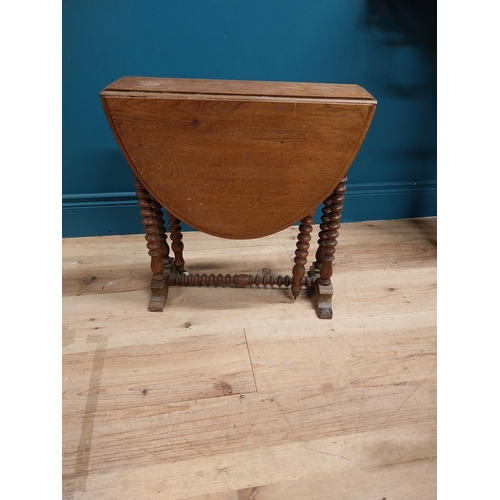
top-left (100, 77), bottom-right (376, 319)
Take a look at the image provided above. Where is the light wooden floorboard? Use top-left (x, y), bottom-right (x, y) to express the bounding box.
top-left (62, 218), bottom-right (437, 500)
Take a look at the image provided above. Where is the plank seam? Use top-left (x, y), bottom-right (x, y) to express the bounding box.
top-left (243, 328), bottom-right (259, 393)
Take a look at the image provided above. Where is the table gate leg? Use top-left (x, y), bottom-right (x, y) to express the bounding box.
top-left (292, 214), bottom-right (314, 300)
top-left (134, 178), bottom-right (168, 312)
top-left (151, 199), bottom-right (172, 272)
top-left (167, 213), bottom-right (185, 274)
top-left (313, 177), bottom-right (347, 319)
top-left (314, 192), bottom-right (334, 272)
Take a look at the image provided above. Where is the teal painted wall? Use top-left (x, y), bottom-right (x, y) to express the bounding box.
top-left (63, 0), bottom-right (436, 237)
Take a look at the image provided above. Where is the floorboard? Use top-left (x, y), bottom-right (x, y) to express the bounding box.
top-left (62, 218), bottom-right (437, 500)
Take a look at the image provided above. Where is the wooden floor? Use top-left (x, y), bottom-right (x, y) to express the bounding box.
top-left (62, 218), bottom-right (437, 500)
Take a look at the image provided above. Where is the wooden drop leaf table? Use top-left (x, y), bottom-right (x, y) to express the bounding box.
top-left (100, 77), bottom-right (376, 319)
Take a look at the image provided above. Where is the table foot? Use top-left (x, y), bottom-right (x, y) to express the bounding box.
top-left (309, 265), bottom-right (333, 319)
top-left (149, 278), bottom-right (169, 312)
top-left (314, 280), bottom-right (333, 319)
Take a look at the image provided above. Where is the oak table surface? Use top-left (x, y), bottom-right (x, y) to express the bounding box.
top-left (100, 77), bottom-right (377, 317)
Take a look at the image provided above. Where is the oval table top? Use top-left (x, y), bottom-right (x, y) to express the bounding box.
top-left (101, 77), bottom-right (376, 239)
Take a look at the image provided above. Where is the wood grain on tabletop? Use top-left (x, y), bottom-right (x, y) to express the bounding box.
top-left (100, 77), bottom-right (376, 239)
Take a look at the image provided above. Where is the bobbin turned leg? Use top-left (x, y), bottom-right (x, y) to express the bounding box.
top-left (313, 192), bottom-right (333, 271)
top-left (291, 214), bottom-right (314, 300)
top-left (134, 179), bottom-right (168, 312)
top-left (151, 199), bottom-right (172, 271)
top-left (313, 177), bottom-right (347, 319)
top-left (167, 212), bottom-right (185, 274)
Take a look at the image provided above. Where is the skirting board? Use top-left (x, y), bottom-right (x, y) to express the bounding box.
top-left (62, 181), bottom-right (436, 238)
